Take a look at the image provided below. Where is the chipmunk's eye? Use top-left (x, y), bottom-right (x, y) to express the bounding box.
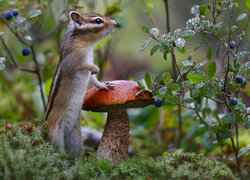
top-left (94, 18), bottom-right (103, 24)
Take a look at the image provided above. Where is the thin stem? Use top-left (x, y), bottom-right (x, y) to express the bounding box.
top-left (230, 137), bottom-right (242, 177)
top-left (163, 0), bottom-right (182, 148)
top-left (212, 0), bottom-right (217, 24)
top-left (141, 0), bottom-right (159, 29)
top-left (205, 96), bottom-right (225, 104)
top-left (30, 46), bottom-right (46, 112)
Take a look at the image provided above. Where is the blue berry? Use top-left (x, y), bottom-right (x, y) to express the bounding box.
top-left (229, 41), bottom-right (236, 49)
top-left (154, 98), bottom-right (163, 107)
top-left (4, 11), bottom-right (13, 20)
top-left (235, 75), bottom-right (244, 84)
top-left (12, 9), bottom-right (19, 16)
top-left (22, 48), bottom-right (31, 56)
top-left (230, 98), bottom-right (238, 106)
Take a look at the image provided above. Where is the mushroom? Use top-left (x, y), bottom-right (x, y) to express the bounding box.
top-left (82, 80), bottom-right (153, 164)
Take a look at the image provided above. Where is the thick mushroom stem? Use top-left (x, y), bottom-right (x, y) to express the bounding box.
top-left (97, 108), bottom-right (129, 164)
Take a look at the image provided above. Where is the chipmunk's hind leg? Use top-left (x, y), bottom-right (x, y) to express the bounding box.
top-left (49, 125), bottom-right (65, 150)
top-left (64, 126), bottom-right (83, 156)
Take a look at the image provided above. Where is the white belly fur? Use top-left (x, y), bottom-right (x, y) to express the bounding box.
top-left (61, 46), bottom-right (94, 133)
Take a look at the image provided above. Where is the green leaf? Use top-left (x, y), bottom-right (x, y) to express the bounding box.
top-left (230, 25), bottom-right (238, 33)
top-left (216, 47), bottom-right (220, 57)
top-left (238, 147), bottom-right (250, 157)
top-left (235, 113), bottom-right (243, 123)
top-left (235, 51), bottom-right (249, 60)
top-left (243, 117), bottom-right (250, 129)
top-left (191, 88), bottom-right (199, 98)
top-left (150, 45), bottom-right (160, 56)
top-left (11, 17), bottom-right (26, 30)
top-left (45, 77), bottom-right (53, 96)
top-left (149, 27), bottom-right (160, 38)
top-left (221, 113), bottom-right (235, 124)
top-left (180, 30), bottom-right (195, 39)
top-left (214, 22), bottom-right (223, 35)
top-left (236, 13), bottom-right (248, 22)
top-left (140, 38), bottom-right (152, 52)
top-left (236, 102), bottom-right (247, 113)
top-left (153, 70), bottom-right (159, 82)
top-left (195, 60), bottom-right (208, 69)
top-left (137, 81), bottom-right (144, 89)
top-left (141, 25), bottom-right (149, 33)
top-left (194, 43), bottom-right (200, 51)
top-left (159, 33), bottom-right (173, 43)
top-left (146, 2), bottom-right (154, 8)
top-left (144, 72), bottom-right (152, 90)
top-left (206, 46), bottom-right (212, 60)
top-left (29, 9), bottom-right (42, 18)
top-left (158, 87), bottom-right (167, 95)
top-left (241, 61), bottom-right (250, 71)
top-left (182, 81), bottom-right (193, 88)
top-left (199, 6), bottom-right (207, 15)
top-left (162, 72), bottom-right (171, 85)
top-left (105, 2), bottom-right (121, 16)
top-left (166, 94), bottom-right (179, 102)
top-left (217, 130), bottom-right (232, 139)
top-left (183, 60), bottom-right (195, 67)
top-left (175, 38), bottom-right (185, 50)
top-left (208, 62), bottom-right (217, 78)
top-left (187, 74), bottom-right (204, 82)
top-left (247, 0), bottom-right (250, 9)
top-left (191, 5), bottom-right (200, 15)
top-left (163, 52), bottom-right (168, 60)
top-left (201, 20), bottom-right (213, 30)
top-left (180, 66), bottom-right (189, 75)
top-left (168, 83), bottom-right (180, 91)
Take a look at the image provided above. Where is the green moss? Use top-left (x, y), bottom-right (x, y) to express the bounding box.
top-left (0, 123), bottom-right (236, 180)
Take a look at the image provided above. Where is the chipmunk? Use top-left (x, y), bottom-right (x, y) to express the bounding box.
top-left (44, 11), bottom-right (116, 156)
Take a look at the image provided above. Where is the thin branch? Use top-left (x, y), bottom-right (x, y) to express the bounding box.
top-left (163, 0), bottom-right (182, 148)
top-left (205, 96), bottom-right (225, 104)
top-left (230, 137), bottom-right (242, 177)
top-left (141, 0), bottom-right (159, 29)
top-left (30, 46), bottom-right (46, 112)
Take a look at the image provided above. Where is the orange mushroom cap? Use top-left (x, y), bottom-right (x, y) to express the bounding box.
top-left (82, 80), bottom-right (154, 112)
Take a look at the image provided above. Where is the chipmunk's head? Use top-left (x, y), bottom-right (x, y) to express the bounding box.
top-left (69, 11), bottom-right (116, 44)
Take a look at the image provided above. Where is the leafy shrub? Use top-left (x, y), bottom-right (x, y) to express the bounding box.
top-left (0, 123), bottom-right (236, 180)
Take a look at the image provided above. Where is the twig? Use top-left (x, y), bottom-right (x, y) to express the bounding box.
top-left (141, 0), bottom-right (159, 29)
top-left (163, 0), bottom-right (182, 148)
top-left (230, 136), bottom-right (242, 177)
top-left (205, 96), bottom-right (225, 104)
top-left (30, 46), bottom-right (46, 112)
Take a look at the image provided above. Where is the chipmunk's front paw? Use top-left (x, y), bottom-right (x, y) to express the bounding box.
top-left (90, 65), bottom-right (99, 74)
top-left (97, 82), bottom-right (114, 91)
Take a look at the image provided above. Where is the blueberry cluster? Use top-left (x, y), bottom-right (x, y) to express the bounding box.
top-left (4, 9), bottom-right (19, 20)
top-left (4, 9), bottom-right (31, 56)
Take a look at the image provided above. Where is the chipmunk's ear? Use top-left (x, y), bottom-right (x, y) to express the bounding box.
top-left (69, 11), bottom-right (81, 23)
